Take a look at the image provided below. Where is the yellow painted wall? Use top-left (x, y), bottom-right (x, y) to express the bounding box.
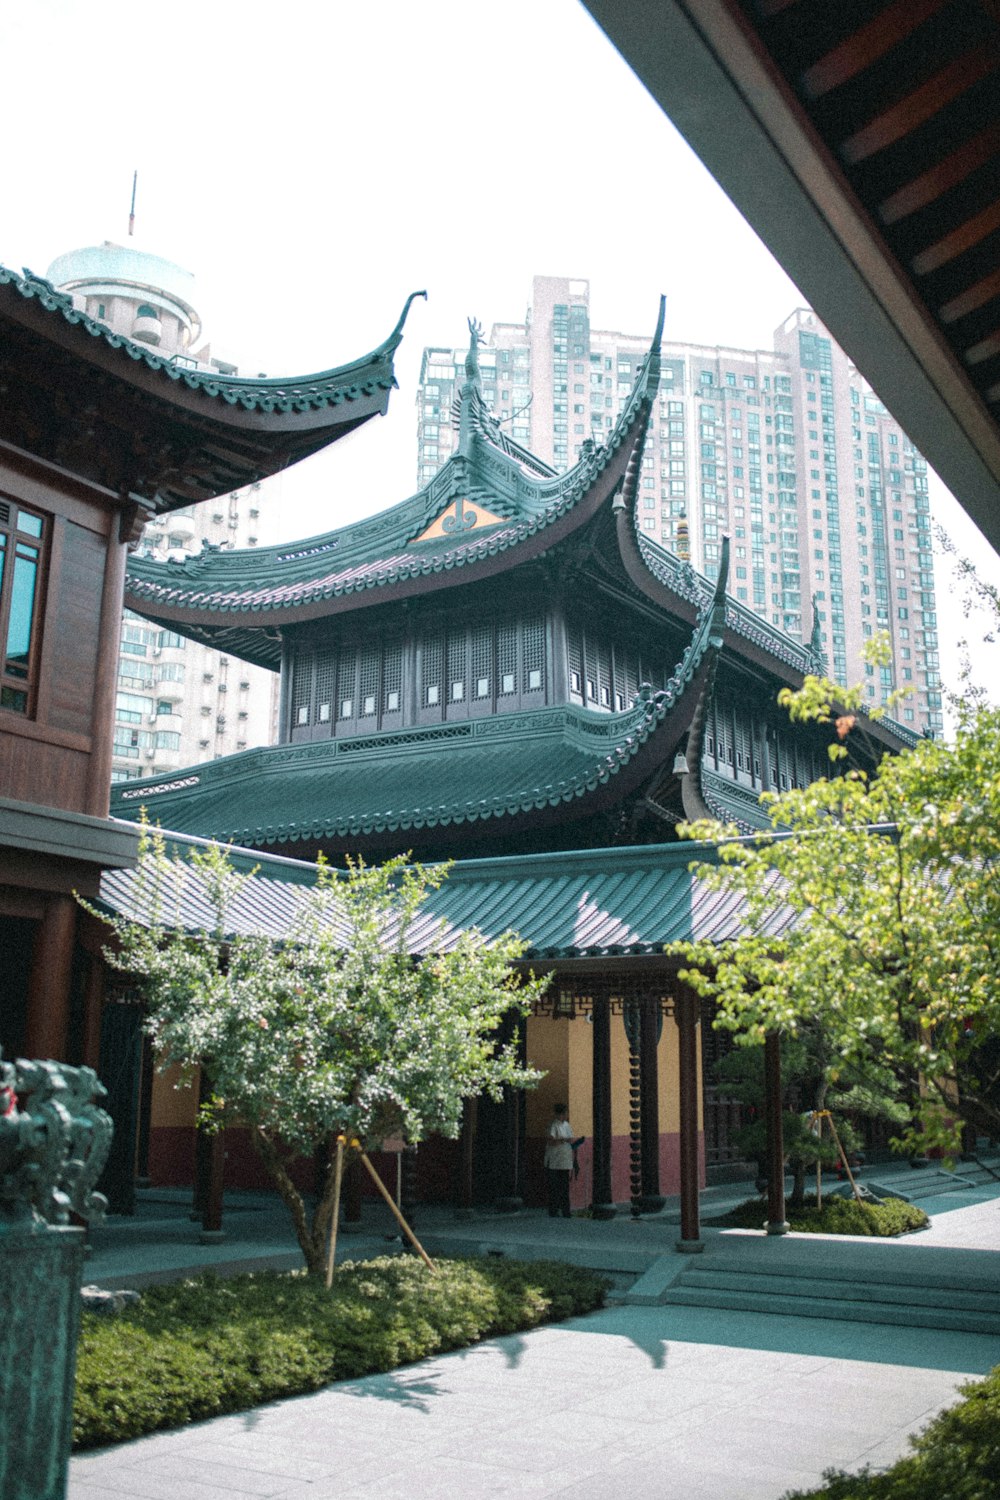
top-left (526, 1016), bottom-right (594, 1137)
top-left (658, 1018), bottom-right (680, 1132)
top-left (526, 1007), bottom-right (702, 1140)
top-left (610, 1013), bottom-right (630, 1135)
top-left (150, 1060), bottom-right (198, 1128)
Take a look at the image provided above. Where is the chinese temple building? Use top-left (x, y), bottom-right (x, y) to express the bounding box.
top-left (0, 258), bottom-right (420, 1129)
top-left (108, 306), bottom-right (915, 1226)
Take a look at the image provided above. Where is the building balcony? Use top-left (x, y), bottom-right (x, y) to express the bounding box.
top-left (165, 512), bottom-right (196, 543)
top-left (131, 313), bottom-right (163, 346)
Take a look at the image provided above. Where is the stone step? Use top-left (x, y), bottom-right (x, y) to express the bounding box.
top-left (663, 1284), bottom-right (1000, 1335)
top-left (678, 1267), bottom-right (1000, 1316)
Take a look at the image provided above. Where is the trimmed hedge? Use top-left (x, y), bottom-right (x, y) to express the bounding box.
top-left (714, 1194), bottom-right (928, 1237)
top-left (783, 1364), bottom-right (1000, 1499)
top-left (74, 1255), bottom-right (607, 1450)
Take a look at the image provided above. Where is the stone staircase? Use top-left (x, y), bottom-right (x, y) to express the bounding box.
top-left (630, 1237), bottom-right (1000, 1334)
top-left (863, 1165), bottom-right (998, 1205)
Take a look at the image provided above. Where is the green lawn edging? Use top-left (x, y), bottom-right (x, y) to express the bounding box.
top-left (74, 1255), bottom-right (608, 1450)
top-left (782, 1364), bottom-right (1000, 1498)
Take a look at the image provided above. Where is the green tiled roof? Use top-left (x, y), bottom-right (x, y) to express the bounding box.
top-left (123, 301), bottom-right (666, 656)
top-left (99, 831), bottom-right (793, 959)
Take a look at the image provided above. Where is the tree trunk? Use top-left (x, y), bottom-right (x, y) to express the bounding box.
top-left (252, 1128), bottom-right (323, 1275)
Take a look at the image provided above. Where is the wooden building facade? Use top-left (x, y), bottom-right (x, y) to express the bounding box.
top-left (0, 263), bottom-right (419, 1203)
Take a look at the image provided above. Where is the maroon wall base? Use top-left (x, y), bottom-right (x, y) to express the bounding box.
top-left (149, 1126), bottom-right (705, 1211)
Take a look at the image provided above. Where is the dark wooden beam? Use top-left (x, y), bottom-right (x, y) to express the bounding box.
top-left (676, 987), bottom-right (703, 1251)
top-left (764, 1030), bottom-right (789, 1234)
top-left (841, 49), bottom-right (1000, 165)
top-left (802, 0), bottom-right (948, 101)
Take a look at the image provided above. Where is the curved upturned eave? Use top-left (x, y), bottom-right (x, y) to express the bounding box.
top-left (125, 398), bottom-right (657, 644)
top-left (0, 268), bottom-right (424, 429)
top-left (123, 298), bottom-right (666, 635)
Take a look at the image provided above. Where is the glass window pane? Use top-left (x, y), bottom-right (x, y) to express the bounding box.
top-left (18, 512), bottom-right (43, 539)
top-left (6, 544), bottom-right (39, 674)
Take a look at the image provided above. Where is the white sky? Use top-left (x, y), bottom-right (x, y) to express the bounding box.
top-left (6, 0), bottom-right (998, 710)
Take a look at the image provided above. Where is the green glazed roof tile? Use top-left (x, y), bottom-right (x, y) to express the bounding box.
top-left (98, 831), bottom-right (795, 959)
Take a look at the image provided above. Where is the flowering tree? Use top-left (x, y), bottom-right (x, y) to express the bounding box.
top-left (93, 830), bottom-right (545, 1274)
top-left (672, 657), bottom-right (1000, 1159)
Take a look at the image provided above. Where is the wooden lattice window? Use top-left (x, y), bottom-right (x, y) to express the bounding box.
top-left (314, 649), bottom-right (337, 726)
top-left (422, 631), bottom-right (443, 708)
top-left (522, 613), bottom-right (544, 695)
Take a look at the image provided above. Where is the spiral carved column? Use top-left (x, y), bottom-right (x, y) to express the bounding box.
top-left (625, 1003), bottom-right (643, 1218)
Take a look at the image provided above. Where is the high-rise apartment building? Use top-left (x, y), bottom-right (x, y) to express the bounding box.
top-left (417, 276), bottom-right (942, 736)
top-left (47, 242), bottom-right (279, 780)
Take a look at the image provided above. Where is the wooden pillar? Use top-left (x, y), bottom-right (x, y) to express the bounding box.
top-left (590, 993), bottom-right (615, 1217)
top-left (342, 1152), bottom-right (363, 1231)
top-left (84, 533), bottom-right (128, 817)
top-left (639, 996), bottom-right (665, 1212)
top-left (675, 987), bottom-right (703, 1252)
top-left (764, 1030), bottom-right (788, 1235)
top-left (194, 1069), bottom-right (225, 1239)
top-left (23, 894), bottom-right (77, 1060)
top-left (81, 953), bottom-right (106, 1071)
top-left (400, 1143), bottom-right (418, 1230)
top-left (458, 1096), bottom-right (476, 1215)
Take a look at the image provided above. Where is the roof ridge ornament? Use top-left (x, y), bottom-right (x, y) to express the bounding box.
top-left (458, 316), bottom-right (485, 458)
top-left (809, 592), bottom-right (827, 675)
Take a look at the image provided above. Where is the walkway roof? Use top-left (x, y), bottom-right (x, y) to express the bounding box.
top-left (584, 0), bottom-right (1000, 553)
top-left (98, 827), bottom-right (791, 962)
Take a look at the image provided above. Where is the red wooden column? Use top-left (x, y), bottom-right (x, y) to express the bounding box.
top-left (84, 531), bottom-right (128, 817)
top-left (764, 1031), bottom-right (788, 1235)
top-left (23, 894), bottom-right (77, 1060)
top-left (80, 953), bottom-right (106, 1070)
top-left (675, 986), bottom-right (703, 1252)
top-left (193, 1069), bottom-right (225, 1240)
top-left (458, 1096), bottom-right (476, 1216)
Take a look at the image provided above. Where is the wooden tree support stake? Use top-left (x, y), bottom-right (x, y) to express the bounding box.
top-left (811, 1110), bottom-right (864, 1206)
top-left (324, 1135), bottom-right (346, 1290)
top-left (356, 1147), bottom-right (437, 1272)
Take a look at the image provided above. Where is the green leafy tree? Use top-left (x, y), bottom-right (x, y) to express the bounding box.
top-left (672, 643), bottom-right (1000, 1158)
top-left (716, 1027), bottom-right (906, 1206)
top-left (89, 828), bottom-right (545, 1274)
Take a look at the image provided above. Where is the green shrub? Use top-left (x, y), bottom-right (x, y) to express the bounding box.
top-left (713, 1194), bottom-right (928, 1237)
top-left (783, 1365), bottom-right (1000, 1499)
top-left (74, 1256), bottom-right (607, 1450)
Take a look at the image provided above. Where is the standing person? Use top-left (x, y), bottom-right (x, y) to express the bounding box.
top-left (544, 1102), bottom-right (574, 1218)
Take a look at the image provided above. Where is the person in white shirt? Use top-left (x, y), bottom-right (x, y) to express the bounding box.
top-left (544, 1102), bottom-right (574, 1218)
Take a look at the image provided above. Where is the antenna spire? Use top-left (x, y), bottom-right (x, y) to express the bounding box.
top-left (128, 171), bottom-right (137, 238)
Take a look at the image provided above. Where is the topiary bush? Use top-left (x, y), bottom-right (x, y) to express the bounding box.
top-left (713, 1193), bottom-right (928, 1236)
top-left (73, 1256), bottom-right (607, 1450)
top-left (782, 1364), bottom-right (1000, 1498)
